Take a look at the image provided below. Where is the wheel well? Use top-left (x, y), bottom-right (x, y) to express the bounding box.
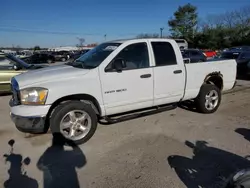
top-left (43, 94), bottom-right (101, 133)
top-left (204, 73), bottom-right (223, 90)
top-left (51, 94), bottom-right (101, 114)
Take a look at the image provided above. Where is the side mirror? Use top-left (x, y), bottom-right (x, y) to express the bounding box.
top-left (113, 58), bottom-right (125, 72)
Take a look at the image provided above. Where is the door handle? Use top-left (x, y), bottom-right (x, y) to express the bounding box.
top-left (173, 70), bottom-right (182, 74)
top-left (140, 74), bottom-right (151, 78)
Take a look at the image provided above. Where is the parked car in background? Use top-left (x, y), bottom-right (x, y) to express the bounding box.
top-left (202, 50), bottom-right (217, 59)
top-left (0, 54), bottom-right (46, 92)
top-left (181, 49), bottom-right (207, 63)
top-left (51, 51), bottom-right (70, 61)
top-left (22, 53), bottom-right (55, 64)
top-left (16, 51), bottom-right (33, 59)
top-left (220, 51), bottom-right (250, 76)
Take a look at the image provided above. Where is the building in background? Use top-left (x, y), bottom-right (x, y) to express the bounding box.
top-left (48, 46), bottom-right (94, 52)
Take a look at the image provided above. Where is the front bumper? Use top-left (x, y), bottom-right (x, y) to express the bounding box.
top-left (11, 113), bottom-right (46, 133)
top-left (10, 101), bottom-right (51, 133)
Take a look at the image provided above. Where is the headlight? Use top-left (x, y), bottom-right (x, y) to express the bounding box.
top-left (20, 87), bottom-right (48, 105)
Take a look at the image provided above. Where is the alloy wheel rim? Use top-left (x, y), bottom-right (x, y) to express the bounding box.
top-left (59, 110), bottom-right (91, 141)
top-left (205, 90), bottom-right (219, 110)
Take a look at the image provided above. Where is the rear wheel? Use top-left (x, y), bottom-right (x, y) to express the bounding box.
top-left (195, 84), bottom-right (221, 113)
top-left (50, 101), bottom-right (97, 145)
top-left (47, 59), bottom-right (52, 64)
top-left (61, 57), bottom-right (66, 62)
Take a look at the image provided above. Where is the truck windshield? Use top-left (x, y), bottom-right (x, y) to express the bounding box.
top-left (73, 42), bottom-right (121, 68)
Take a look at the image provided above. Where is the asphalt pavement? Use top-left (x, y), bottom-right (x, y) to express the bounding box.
top-left (0, 79), bottom-right (250, 187)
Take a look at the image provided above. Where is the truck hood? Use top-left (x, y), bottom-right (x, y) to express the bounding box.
top-left (14, 65), bottom-right (90, 88)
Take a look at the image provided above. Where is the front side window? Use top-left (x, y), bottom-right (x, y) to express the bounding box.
top-left (108, 42), bottom-right (149, 71)
top-left (151, 42), bottom-right (177, 66)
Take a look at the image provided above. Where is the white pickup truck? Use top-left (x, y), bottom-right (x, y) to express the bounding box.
top-left (9, 38), bottom-right (237, 144)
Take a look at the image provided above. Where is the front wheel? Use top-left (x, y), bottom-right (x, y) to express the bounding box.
top-left (195, 84), bottom-right (221, 114)
top-left (50, 101), bottom-right (98, 145)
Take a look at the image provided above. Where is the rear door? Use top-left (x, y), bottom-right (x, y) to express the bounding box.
top-left (150, 41), bottom-right (185, 106)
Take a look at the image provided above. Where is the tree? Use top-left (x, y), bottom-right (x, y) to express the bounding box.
top-left (76, 37), bottom-right (85, 47)
top-left (34, 46), bottom-right (41, 51)
top-left (198, 5), bottom-right (250, 49)
top-left (136, 33), bottom-right (159, 38)
top-left (168, 3), bottom-right (198, 45)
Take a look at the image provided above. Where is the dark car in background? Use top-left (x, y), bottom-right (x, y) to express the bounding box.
top-left (181, 49), bottom-right (207, 63)
top-left (228, 46), bottom-right (250, 51)
top-left (220, 51), bottom-right (250, 76)
top-left (22, 53), bottom-right (55, 64)
top-left (51, 51), bottom-right (70, 62)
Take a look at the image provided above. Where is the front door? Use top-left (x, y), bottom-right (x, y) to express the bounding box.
top-left (100, 42), bottom-right (154, 115)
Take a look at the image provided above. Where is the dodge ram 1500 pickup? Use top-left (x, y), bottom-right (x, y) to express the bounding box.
top-left (9, 38), bottom-right (237, 144)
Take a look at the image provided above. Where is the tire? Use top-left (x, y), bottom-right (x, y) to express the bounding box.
top-left (61, 58), bottom-right (66, 62)
top-left (50, 101), bottom-right (98, 145)
top-left (47, 59), bottom-right (52, 64)
top-left (195, 84), bottom-right (221, 114)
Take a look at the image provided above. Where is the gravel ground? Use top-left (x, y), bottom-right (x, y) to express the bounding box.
top-left (0, 80), bottom-right (250, 188)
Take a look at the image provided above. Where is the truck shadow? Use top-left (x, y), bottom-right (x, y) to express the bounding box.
top-left (168, 140), bottom-right (250, 188)
top-left (235, 128), bottom-right (250, 143)
top-left (3, 139), bottom-right (38, 188)
top-left (37, 133), bottom-right (86, 188)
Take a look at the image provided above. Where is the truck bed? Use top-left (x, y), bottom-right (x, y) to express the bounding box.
top-left (183, 59), bottom-right (237, 100)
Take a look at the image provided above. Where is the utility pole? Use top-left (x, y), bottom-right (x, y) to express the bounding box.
top-left (160, 28), bottom-right (164, 38)
top-left (104, 34), bottom-right (107, 41)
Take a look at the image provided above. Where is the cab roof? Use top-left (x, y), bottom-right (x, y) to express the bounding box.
top-left (108, 38), bottom-right (175, 44)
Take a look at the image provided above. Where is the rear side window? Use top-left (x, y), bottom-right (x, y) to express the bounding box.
top-left (151, 42), bottom-right (177, 66)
